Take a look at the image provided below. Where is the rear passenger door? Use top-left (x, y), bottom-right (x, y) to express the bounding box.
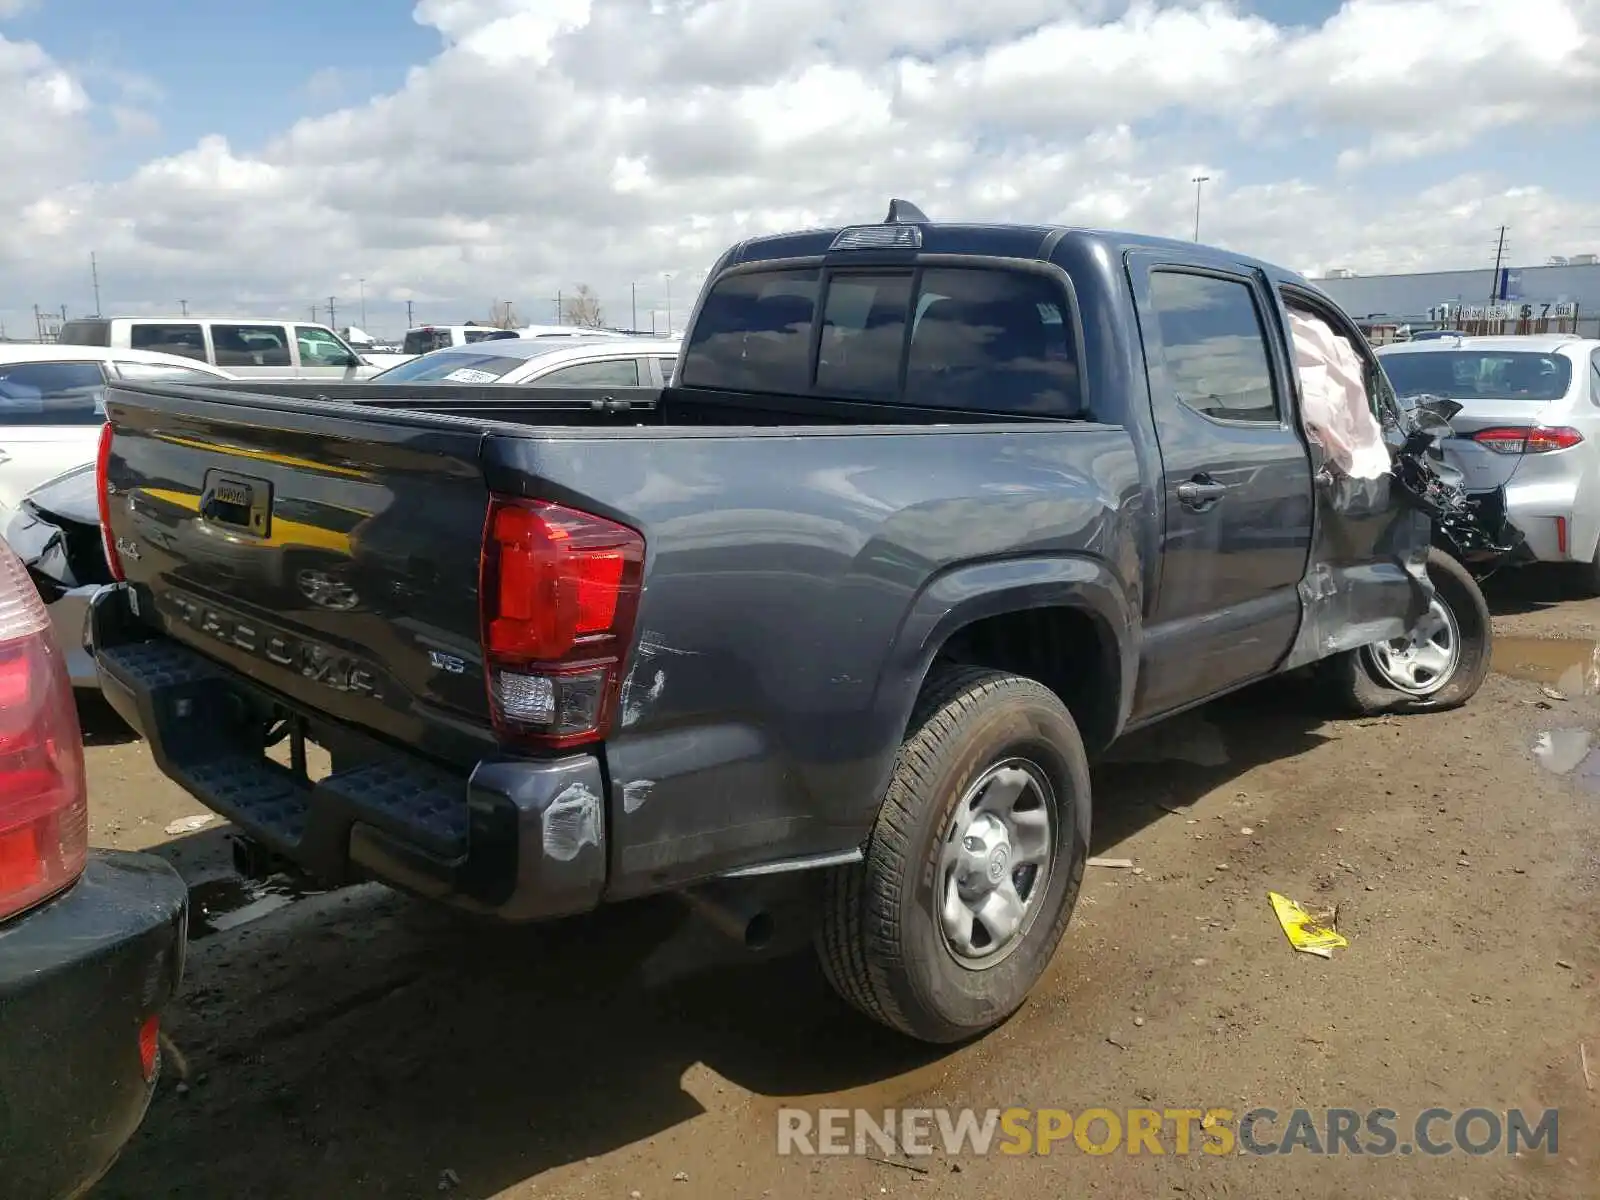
top-left (0, 361), bottom-right (107, 512)
top-left (1127, 255), bottom-right (1313, 717)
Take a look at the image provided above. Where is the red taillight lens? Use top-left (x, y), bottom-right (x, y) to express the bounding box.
top-left (96, 421), bottom-right (125, 582)
top-left (0, 543), bottom-right (88, 922)
top-left (138, 1015), bottom-right (160, 1082)
top-left (1470, 425), bottom-right (1584, 455)
top-left (479, 498), bottom-right (645, 749)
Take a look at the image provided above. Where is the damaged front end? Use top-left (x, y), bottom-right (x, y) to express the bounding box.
top-left (1279, 307), bottom-right (1515, 672)
top-left (1388, 395), bottom-right (1527, 580)
top-left (2, 464), bottom-right (114, 688)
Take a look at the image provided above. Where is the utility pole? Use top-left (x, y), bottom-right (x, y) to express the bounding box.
top-left (556, 290), bottom-right (563, 323)
top-left (1489, 225), bottom-right (1509, 303)
top-left (32, 304), bottom-right (41, 341)
top-left (310, 305), bottom-right (319, 322)
top-left (1191, 175), bottom-right (1211, 242)
top-left (662, 273), bottom-right (674, 336)
top-left (90, 251), bottom-right (102, 317)
top-left (405, 299), bottom-right (414, 328)
top-left (327, 296), bottom-right (337, 328)
top-left (631, 282), bottom-right (638, 332)
top-left (179, 299), bottom-right (188, 316)
top-left (359, 277), bottom-right (367, 329)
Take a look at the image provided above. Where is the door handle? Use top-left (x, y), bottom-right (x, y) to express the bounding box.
top-left (1176, 475), bottom-right (1229, 511)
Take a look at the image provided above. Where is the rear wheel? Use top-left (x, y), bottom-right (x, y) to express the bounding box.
top-left (816, 666), bottom-right (1090, 1043)
top-left (1321, 547), bottom-right (1491, 715)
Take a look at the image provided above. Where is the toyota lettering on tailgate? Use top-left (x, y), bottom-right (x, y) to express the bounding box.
top-left (164, 591), bottom-right (383, 700)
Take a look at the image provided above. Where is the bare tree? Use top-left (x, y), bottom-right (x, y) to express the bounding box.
top-left (562, 284), bottom-right (605, 328)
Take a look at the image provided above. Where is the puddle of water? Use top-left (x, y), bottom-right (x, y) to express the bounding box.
top-left (1493, 636), bottom-right (1600, 696)
top-left (1531, 728), bottom-right (1600, 793)
top-left (187, 872), bottom-right (326, 940)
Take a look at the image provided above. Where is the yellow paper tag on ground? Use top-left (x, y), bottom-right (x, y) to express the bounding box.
top-left (1268, 891), bottom-right (1349, 958)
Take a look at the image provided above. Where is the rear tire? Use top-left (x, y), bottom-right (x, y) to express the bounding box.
top-left (1321, 547), bottom-right (1491, 715)
top-left (816, 666), bottom-right (1091, 1043)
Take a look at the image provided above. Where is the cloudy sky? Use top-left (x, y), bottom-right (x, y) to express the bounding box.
top-left (1, 0), bottom-right (1597, 339)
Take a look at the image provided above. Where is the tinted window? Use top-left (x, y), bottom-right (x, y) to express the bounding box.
top-left (1148, 273), bottom-right (1278, 422)
top-left (295, 326), bottom-right (359, 368)
top-left (656, 357), bottom-right (677, 385)
top-left (679, 269), bottom-right (819, 393)
top-left (464, 328), bottom-right (519, 344)
top-left (816, 273), bottom-right (913, 399)
top-left (1380, 350), bottom-right (1573, 402)
top-left (58, 320), bottom-right (110, 347)
top-left (905, 268), bottom-right (1082, 416)
top-left (130, 323), bottom-right (206, 362)
top-left (371, 352), bottom-right (529, 382)
top-left (114, 361), bottom-right (224, 383)
top-left (212, 323), bottom-right (292, 367)
top-left (404, 329), bottom-right (451, 355)
top-left (536, 359), bottom-right (641, 386)
top-left (0, 361), bottom-right (106, 426)
top-left (1591, 350), bottom-right (1600, 405)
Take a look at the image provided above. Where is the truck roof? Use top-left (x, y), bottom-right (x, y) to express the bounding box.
top-left (721, 215), bottom-right (1316, 293)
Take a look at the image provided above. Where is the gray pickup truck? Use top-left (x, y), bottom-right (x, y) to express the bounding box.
top-left (89, 202), bottom-right (1492, 1043)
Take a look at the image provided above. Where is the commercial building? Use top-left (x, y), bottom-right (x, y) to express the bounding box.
top-left (1315, 258), bottom-right (1600, 338)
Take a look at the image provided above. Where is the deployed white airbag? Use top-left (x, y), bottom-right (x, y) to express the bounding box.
top-left (1289, 309), bottom-right (1389, 480)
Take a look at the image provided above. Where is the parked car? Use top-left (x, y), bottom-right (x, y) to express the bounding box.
top-left (398, 324), bottom-right (625, 356)
top-left (0, 538), bottom-right (188, 1200)
top-left (371, 335), bottom-right (681, 387)
top-left (89, 202), bottom-right (1490, 1045)
top-left (0, 344), bottom-right (236, 516)
top-left (56, 316), bottom-right (387, 380)
top-left (4, 464), bottom-right (110, 688)
top-left (1377, 334), bottom-right (1600, 589)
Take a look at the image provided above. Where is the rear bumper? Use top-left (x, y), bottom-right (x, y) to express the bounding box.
top-left (0, 851), bottom-right (188, 1200)
top-left (1496, 477), bottom-right (1587, 564)
top-left (88, 586), bottom-right (606, 923)
top-left (48, 582), bottom-right (100, 689)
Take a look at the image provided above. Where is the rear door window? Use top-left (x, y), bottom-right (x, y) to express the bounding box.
top-left (295, 326), bottom-right (360, 367)
top-left (536, 359), bottom-right (642, 386)
top-left (679, 269), bottom-right (820, 393)
top-left (1146, 272), bottom-right (1279, 423)
top-left (404, 329), bottom-right (452, 355)
top-left (0, 361), bottom-right (107, 425)
top-left (130, 323), bottom-right (207, 362)
top-left (211, 323), bottom-right (292, 367)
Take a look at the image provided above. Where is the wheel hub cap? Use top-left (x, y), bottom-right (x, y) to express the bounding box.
top-left (1365, 596), bottom-right (1461, 696)
top-left (937, 760), bottom-right (1056, 969)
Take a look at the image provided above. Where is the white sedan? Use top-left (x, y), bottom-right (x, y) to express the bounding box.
top-left (1377, 334), bottom-right (1600, 589)
top-left (0, 344), bottom-right (235, 515)
top-left (369, 335), bottom-right (681, 388)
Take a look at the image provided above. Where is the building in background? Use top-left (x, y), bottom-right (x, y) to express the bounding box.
top-left (1316, 258), bottom-right (1600, 339)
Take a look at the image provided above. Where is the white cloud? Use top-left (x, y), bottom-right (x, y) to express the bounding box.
top-left (3, 0), bottom-right (1600, 333)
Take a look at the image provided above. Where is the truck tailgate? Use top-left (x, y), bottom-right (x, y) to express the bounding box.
top-left (100, 382), bottom-right (496, 765)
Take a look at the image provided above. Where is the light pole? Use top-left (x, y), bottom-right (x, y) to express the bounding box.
top-left (661, 273), bottom-right (675, 337)
top-left (631, 282), bottom-right (638, 332)
top-left (359, 278), bottom-right (367, 330)
top-left (1191, 175), bottom-right (1210, 242)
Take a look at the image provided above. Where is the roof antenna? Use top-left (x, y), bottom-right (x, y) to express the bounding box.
top-left (884, 198), bottom-right (929, 224)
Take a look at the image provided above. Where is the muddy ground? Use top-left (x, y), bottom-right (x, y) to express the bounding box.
top-left (86, 566), bottom-right (1598, 1199)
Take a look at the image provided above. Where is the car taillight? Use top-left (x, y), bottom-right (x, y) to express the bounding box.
top-left (479, 497), bottom-right (645, 750)
top-left (1470, 425), bottom-right (1584, 455)
top-left (0, 542), bottom-right (88, 922)
top-left (96, 421), bottom-right (125, 582)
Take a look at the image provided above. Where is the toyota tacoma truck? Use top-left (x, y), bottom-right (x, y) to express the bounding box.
top-left (88, 202), bottom-right (1492, 1044)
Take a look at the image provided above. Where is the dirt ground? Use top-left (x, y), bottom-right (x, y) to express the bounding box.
top-left (85, 566), bottom-right (1599, 1200)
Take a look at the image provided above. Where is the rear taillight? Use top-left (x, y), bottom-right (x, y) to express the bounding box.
top-left (96, 421), bottom-right (125, 582)
top-left (0, 542), bottom-right (88, 922)
top-left (479, 497), bottom-right (645, 750)
top-left (1470, 425), bottom-right (1584, 455)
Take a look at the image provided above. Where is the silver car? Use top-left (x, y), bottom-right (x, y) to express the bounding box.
top-left (1377, 334), bottom-right (1600, 590)
top-left (369, 335), bottom-right (681, 388)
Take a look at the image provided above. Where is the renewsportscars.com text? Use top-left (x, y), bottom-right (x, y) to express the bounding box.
top-left (776, 1106), bottom-right (1560, 1158)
